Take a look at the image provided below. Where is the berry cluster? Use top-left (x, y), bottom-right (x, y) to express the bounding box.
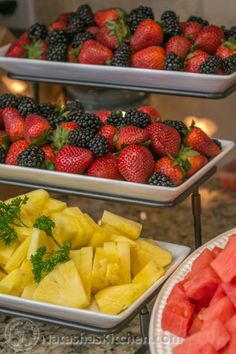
top-left (5, 5), bottom-right (236, 75)
top-left (0, 94), bottom-right (221, 186)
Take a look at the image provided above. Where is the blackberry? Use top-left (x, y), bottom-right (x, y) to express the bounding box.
top-left (76, 4), bottom-right (94, 26)
top-left (46, 29), bottom-right (68, 45)
top-left (49, 115), bottom-right (68, 128)
top-left (213, 139), bottom-right (222, 150)
top-left (161, 10), bottom-right (181, 37)
top-left (64, 99), bottom-right (85, 114)
top-left (200, 55), bottom-right (222, 74)
top-left (72, 32), bottom-right (94, 48)
top-left (148, 172), bottom-right (174, 187)
top-left (222, 54), bottom-right (236, 74)
top-left (28, 23), bottom-right (47, 40)
top-left (127, 6), bottom-right (154, 33)
top-left (47, 43), bottom-right (67, 62)
top-left (18, 96), bottom-right (38, 116)
top-left (0, 146), bottom-right (6, 163)
top-left (69, 129), bottom-right (96, 147)
top-left (164, 120), bottom-right (187, 137)
top-left (67, 13), bottom-right (86, 37)
top-left (0, 93), bottom-right (18, 109)
top-left (164, 52), bottom-right (183, 71)
top-left (38, 102), bottom-right (59, 128)
top-left (111, 44), bottom-right (131, 67)
top-left (17, 146), bottom-right (45, 168)
top-left (187, 16), bottom-right (209, 27)
top-left (224, 26), bottom-right (236, 41)
top-left (89, 135), bottom-right (109, 157)
top-left (76, 113), bottom-right (103, 132)
top-left (106, 110), bottom-right (125, 127)
top-left (124, 110), bottom-right (151, 128)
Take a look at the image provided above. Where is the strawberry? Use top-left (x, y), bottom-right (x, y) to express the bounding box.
top-left (59, 122), bottom-right (78, 131)
top-left (6, 42), bottom-right (26, 58)
top-left (130, 20), bottom-right (163, 52)
top-left (96, 111), bottom-right (111, 124)
top-left (0, 109), bottom-right (3, 129)
top-left (5, 140), bottom-right (29, 165)
top-left (48, 21), bottom-right (67, 32)
top-left (26, 40), bottom-right (48, 60)
top-left (185, 153), bottom-right (208, 177)
top-left (166, 35), bottom-right (192, 60)
top-left (55, 146), bottom-right (93, 174)
top-left (67, 44), bottom-right (78, 63)
top-left (118, 145), bottom-right (155, 183)
top-left (2, 108), bottom-right (25, 142)
top-left (155, 156), bottom-right (184, 186)
top-left (147, 123), bottom-right (181, 157)
top-left (194, 25), bottom-right (224, 54)
top-left (87, 26), bottom-right (99, 36)
top-left (115, 126), bottom-right (149, 151)
top-left (94, 8), bottom-right (125, 28)
top-left (78, 39), bottom-right (113, 65)
top-left (216, 42), bottom-right (236, 60)
top-left (180, 21), bottom-right (202, 42)
top-left (88, 153), bottom-right (121, 179)
top-left (96, 21), bottom-right (130, 50)
top-left (24, 114), bottom-right (52, 146)
top-left (57, 12), bottom-right (70, 23)
top-left (98, 125), bottom-right (117, 151)
top-left (131, 46), bottom-right (165, 69)
top-left (138, 106), bottom-right (161, 124)
top-left (185, 125), bottom-right (221, 157)
top-left (41, 145), bottom-right (57, 170)
top-left (53, 121), bottom-right (78, 150)
top-left (0, 131), bottom-right (9, 150)
top-left (184, 50), bottom-right (210, 73)
top-left (18, 31), bottom-right (31, 46)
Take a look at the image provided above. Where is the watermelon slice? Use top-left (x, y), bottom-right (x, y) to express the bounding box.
top-left (211, 235), bottom-right (236, 283)
top-left (173, 319), bottom-right (230, 354)
top-left (220, 334), bottom-right (236, 354)
top-left (212, 246), bottom-right (223, 257)
top-left (225, 313), bottom-right (236, 334)
top-left (209, 285), bottom-right (226, 306)
top-left (167, 282), bottom-right (188, 302)
top-left (184, 249), bottom-right (216, 281)
top-left (194, 343), bottom-right (218, 354)
top-left (222, 277), bottom-right (236, 309)
top-left (189, 316), bottom-right (203, 335)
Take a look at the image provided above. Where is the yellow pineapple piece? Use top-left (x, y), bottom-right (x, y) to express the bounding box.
top-left (91, 247), bottom-right (108, 293)
top-left (117, 242), bottom-right (131, 284)
top-left (95, 283), bottom-right (144, 315)
top-left (104, 242), bottom-right (120, 285)
top-left (21, 282), bottom-right (38, 299)
top-left (86, 297), bottom-right (100, 312)
top-left (0, 267), bottom-right (7, 280)
top-left (27, 228), bottom-right (52, 259)
top-left (70, 247), bottom-right (93, 302)
top-left (111, 235), bottom-right (138, 248)
top-left (0, 240), bottom-right (19, 266)
top-left (63, 208), bottom-right (93, 243)
top-left (13, 226), bottom-right (32, 242)
top-left (33, 260), bottom-right (89, 308)
top-left (101, 211), bottom-right (142, 240)
top-left (42, 198), bottom-right (67, 216)
top-left (51, 213), bottom-right (78, 244)
top-left (101, 224), bottom-right (124, 236)
top-left (132, 261), bottom-right (164, 290)
top-left (89, 228), bottom-right (110, 248)
top-left (4, 237), bottom-right (31, 273)
top-left (0, 268), bottom-right (25, 296)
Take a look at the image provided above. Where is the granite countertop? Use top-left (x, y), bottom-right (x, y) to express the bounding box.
top-left (1, 175), bottom-right (236, 354)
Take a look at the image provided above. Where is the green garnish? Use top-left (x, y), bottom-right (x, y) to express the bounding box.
top-left (0, 196), bottom-right (29, 245)
top-left (33, 215), bottom-right (60, 247)
top-left (31, 242), bottom-right (71, 282)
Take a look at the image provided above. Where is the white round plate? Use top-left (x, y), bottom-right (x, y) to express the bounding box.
top-left (149, 227), bottom-right (236, 354)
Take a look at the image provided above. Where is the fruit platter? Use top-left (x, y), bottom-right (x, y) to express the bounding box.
top-left (149, 228), bottom-right (236, 354)
top-left (0, 94), bottom-right (234, 203)
top-left (0, 5), bottom-right (236, 95)
top-left (0, 189), bottom-right (190, 328)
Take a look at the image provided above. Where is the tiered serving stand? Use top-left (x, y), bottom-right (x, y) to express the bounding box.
top-left (0, 43), bottom-right (235, 354)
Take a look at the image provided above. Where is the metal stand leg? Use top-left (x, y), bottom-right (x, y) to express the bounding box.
top-left (134, 306), bottom-right (150, 354)
top-left (33, 82), bottom-right (40, 104)
top-left (192, 189), bottom-right (202, 249)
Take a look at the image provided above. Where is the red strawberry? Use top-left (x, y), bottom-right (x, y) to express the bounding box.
top-left (185, 126), bottom-right (221, 157)
top-left (96, 22), bottom-right (130, 50)
top-left (6, 42), bottom-right (26, 58)
top-left (138, 106), bottom-right (161, 124)
top-left (194, 25), bottom-right (224, 54)
top-left (115, 126), bottom-right (149, 151)
top-left (79, 39), bottom-right (113, 65)
top-left (155, 157), bottom-right (184, 186)
top-left (87, 26), bottom-right (99, 36)
top-left (185, 153), bottom-right (208, 177)
top-left (59, 122), bottom-right (78, 131)
top-left (55, 146), bottom-right (93, 174)
top-left (131, 46), bottom-right (165, 69)
top-left (88, 153), bottom-right (121, 179)
top-left (5, 140), bottom-right (29, 165)
top-left (57, 12), bottom-right (70, 23)
top-left (216, 42), bottom-right (236, 60)
top-left (185, 50), bottom-right (210, 73)
top-left (130, 20), bottom-right (163, 52)
top-left (41, 145), bottom-right (57, 169)
top-left (67, 44), bottom-right (78, 63)
top-left (48, 21), bottom-right (67, 32)
top-left (18, 31), bottom-right (31, 46)
top-left (96, 111), bottom-right (111, 124)
top-left (94, 8), bottom-right (125, 28)
top-left (24, 114), bottom-right (51, 146)
top-left (166, 35), bottom-right (192, 60)
top-left (180, 21), bottom-right (202, 42)
top-left (26, 40), bottom-right (48, 60)
top-left (0, 131), bottom-right (9, 150)
top-left (2, 108), bottom-right (25, 142)
top-left (147, 123), bottom-right (181, 157)
top-left (53, 121), bottom-right (78, 150)
top-left (0, 109), bottom-right (3, 129)
top-left (118, 145), bottom-right (155, 183)
top-left (98, 125), bottom-right (117, 151)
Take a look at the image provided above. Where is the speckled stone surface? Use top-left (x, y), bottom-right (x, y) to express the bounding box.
top-left (0, 175), bottom-right (236, 354)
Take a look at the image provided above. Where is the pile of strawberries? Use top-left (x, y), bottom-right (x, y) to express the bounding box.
top-left (0, 93), bottom-right (221, 187)
top-left (5, 4), bottom-right (236, 75)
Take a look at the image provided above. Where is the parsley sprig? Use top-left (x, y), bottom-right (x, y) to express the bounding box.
top-left (33, 215), bottom-right (60, 247)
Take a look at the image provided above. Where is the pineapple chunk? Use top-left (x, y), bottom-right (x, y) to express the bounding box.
top-left (0, 240), bottom-right (19, 265)
top-left (132, 261), bottom-right (164, 290)
top-left (70, 247), bottom-right (93, 302)
top-left (21, 282), bottom-right (38, 299)
top-left (33, 260), bottom-right (89, 308)
top-left (104, 242), bottom-right (120, 285)
top-left (89, 228), bottom-right (110, 248)
top-left (91, 248), bottom-right (109, 293)
top-left (27, 228), bottom-right (52, 259)
top-left (86, 297), bottom-right (100, 312)
top-left (101, 224), bottom-right (124, 236)
top-left (13, 226), bottom-right (32, 242)
top-left (51, 213), bottom-right (78, 244)
top-left (42, 198), bottom-right (67, 216)
top-left (0, 268), bottom-right (26, 296)
top-left (111, 235), bottom-right (138, 248)
top-left (131, 240), bottom-right (172, 276)
top-left (63, 208), bottom-right (93, 243)
top-left (0, 267), bottom-right (7, 280)
top-left (101, 210), bottom-right (142, 240)
top-left (20, 259), bottom-right (33, 286)
top-left (117, 242), bottom-right (131, 284)
top-left (95, 283), bottom-right (144, 315)
top-left (4, 237), bottom-right (31, 273)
